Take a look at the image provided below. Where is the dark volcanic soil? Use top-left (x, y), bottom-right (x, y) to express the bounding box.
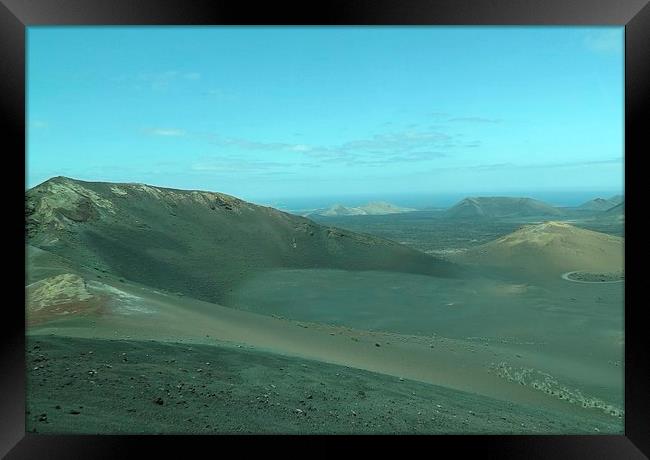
top-left (26, 335), bottom-right (619, 435)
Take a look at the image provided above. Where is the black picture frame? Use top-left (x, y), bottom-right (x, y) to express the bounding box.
top-left (2, 0), bottom-right (647, 457)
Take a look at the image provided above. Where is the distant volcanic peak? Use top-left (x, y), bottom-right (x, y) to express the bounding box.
top-left (316, 201), bottom-right (413, 216)
top-left (447, 196), bottom-right (561, 218)
top-left (578, 197), bottom-right (620, 210)
top-left (456, 220), bottom-right (623, 276)
top-left (496, 221), bottom-right (618, 247)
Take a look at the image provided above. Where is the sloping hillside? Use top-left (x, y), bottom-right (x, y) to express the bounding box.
top-left (578, 198), bottom-right (619, 211)
top-left (26, 177), bottom-right (458, 305)
top-left (452, 221), bottom-right (623, 276)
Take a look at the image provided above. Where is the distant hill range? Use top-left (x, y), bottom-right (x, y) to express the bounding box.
top-left (606, 200), bottom-right (624, 214)
top-left (445, 197), bottom-right (563, 219)
top-left (26, 177), bottom-right (457, 305)
top-left (308, 201), bottom-right (416, 217)
top-left (602, 200), bottom-right (624, 223)
top-left (577, 195), bottom-right (624, 211)
top-left (452, 221), bottom-right (623, 276)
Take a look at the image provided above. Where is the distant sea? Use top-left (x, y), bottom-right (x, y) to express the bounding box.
top-left (255, 190), bottom-right (624, 213)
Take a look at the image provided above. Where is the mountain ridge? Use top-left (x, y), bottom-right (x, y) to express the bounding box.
top-left (445, 196), bottom-right (563, 219)
top-left (26, 176), bottom-right (459, 306)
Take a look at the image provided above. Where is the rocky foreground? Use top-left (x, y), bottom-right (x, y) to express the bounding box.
top-left (26, 335), bottom-right (620, 435)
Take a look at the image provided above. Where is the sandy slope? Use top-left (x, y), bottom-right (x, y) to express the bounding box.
top-left (26, 222), bottom-right (623, 434)
top-left (452, 221), bottom-right (623, 276)
top-left (28, 270), bottom-right (621, 426)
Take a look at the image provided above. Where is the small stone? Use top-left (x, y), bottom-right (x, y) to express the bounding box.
top-left (375, 343), bottom-right (381, 347)
top-left (154, 397), bottom-right (164, 405)
top-left (38, 414), bottom-right (47, 422)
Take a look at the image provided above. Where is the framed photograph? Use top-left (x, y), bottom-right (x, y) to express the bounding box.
top-left (2, 0), bottom-right (648, 457)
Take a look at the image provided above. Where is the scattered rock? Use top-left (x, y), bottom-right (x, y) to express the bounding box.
top-left (154, 397), bottom-right (164, 405)
top-left (69, 410), bottom-right (81, 415)
top-left (38, 414), bottom-right (47, 422)
top-left (375, 343), bottom-right (381, 347)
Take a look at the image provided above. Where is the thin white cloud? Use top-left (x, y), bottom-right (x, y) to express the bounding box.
top-left (149, 128), bottom-right (186, 137)
top-left (583, 29), bottom-right (622, 54)
top-left (192, 127), bottom-right (479, 168)
top-left (131, 71), bottom-right (202, 90)
top-left (31, 120), bottom-right (49, 129)
top-left (428, 157), bottom-right (622, 173)
top-left (191, 156), bottom-right (286, 173)
top-left (447, 117), bottom-right (501, 124)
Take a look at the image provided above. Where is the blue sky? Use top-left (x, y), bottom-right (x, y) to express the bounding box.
top-left (27, 27), bottom-right (624, 204)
